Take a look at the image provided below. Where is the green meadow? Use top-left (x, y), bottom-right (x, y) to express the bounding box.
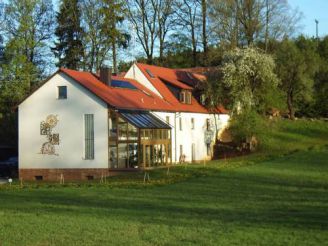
top-left (0, 119), bottom-right (327, 245)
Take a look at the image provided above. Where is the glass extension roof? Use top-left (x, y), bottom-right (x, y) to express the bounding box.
top-left (119, 111), bottom-right (171, 129)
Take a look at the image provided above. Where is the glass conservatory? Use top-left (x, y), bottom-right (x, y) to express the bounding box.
top-left (108, 110), bottom-right (172, 169)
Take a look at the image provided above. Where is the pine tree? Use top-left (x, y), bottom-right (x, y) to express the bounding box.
top-left (52, 0), bottom-right (84, 69)
top-left (101, 0), bottom-right (129, 74)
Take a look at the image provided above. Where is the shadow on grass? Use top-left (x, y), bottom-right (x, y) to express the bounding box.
top-left (1, 157), bottom-right (327, 232)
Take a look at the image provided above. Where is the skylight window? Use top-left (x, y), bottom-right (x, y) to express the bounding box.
top-left (146, 69), bottom-right (155, 78)
top-left (111, 80), bottom-right (137, 90)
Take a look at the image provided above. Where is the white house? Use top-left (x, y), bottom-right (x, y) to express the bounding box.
top-left (18, 64), bottom-right (229, 181)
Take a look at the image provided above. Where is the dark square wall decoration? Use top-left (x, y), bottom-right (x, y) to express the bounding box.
top-left (40, 115), bottom-right (60, 155)
top-left (51, 134), bottom-right (60, 145)
top-left (40, 122), bottom-right (50, 135)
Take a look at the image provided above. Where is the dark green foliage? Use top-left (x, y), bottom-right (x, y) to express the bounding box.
top-left (229, 109), bottom-right (267, 144)
top-left (275, 37), bottom-right (320, 119)
top-left (314, 37), bottom-right (328, 117)
top-left (0, 0), bottom-right (55, 146)
top-left (52, 0), bottom-right (84, 69)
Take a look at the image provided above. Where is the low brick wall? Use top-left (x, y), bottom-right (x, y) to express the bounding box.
top-left (19, 168), bottom-right (139, 181)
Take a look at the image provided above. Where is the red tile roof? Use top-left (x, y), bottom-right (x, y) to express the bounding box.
top-left (60, 68), bottom-right (174, 111)
top-left (135, 63), bottom-right (210, 113)
top-left (57, 67), bottom-right (228, 114)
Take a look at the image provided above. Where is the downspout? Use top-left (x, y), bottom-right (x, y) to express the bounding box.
top-left (175, 112), bottom-right (177, 163)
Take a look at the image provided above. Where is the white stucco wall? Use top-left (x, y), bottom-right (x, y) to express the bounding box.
top-left (125, 64), bottom-right (230, 162)
top-left (19, 73), bottom-right (108, 169)
top-left (125, 64), bottom-right (163, 97)
top-left (152, 111), bottom-right (229, 163)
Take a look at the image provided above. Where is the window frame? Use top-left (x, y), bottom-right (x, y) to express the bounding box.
top-left (166, 116), bottom-right (170, 125)
top-left (186, 91), bottom-right (192, 104)
top-left (84, 114), bottom-right (95, 160)
top-left (179, 91), bottom-right (186, 103)
top-left (179, 117), bottom-right (182, 131)
top-left (57, 86), bottom-right (67, 99)
top-left (206, 119), bottom-right (211, 131)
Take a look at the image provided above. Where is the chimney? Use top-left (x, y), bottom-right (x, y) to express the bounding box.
top-left (100, 66), bottom-right (112, 86)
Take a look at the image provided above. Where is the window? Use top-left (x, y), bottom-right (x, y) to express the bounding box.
top-left (191, 118), bottom-right (195, 129)
top-left (58, 86), bottom-right (67, 99)
top-left (179, 91), bottom-right (185, 103)
top-left (180, 145), bottom-right (183, 157)
top-left (186, 92), bottom-right (192, 104)
top-left (180, 91), bottom-right (192, 104)
top-left (207, 143), bottom-right (211, 156)
top-left (84, 114), bottom-right (94, 159)
top-left (109, 113), bottom-right (117, 138)
top-left (146, 69), bottom-right (155, 78)
top-left (191, 143), bottom-right (195, 161)
top-left (200, 94), bottom-right (206, 105)
top-left (206, 119), bottom-right (211, 131)
top-left (179, 117), bottom-right (182, 131)
top-left (166, 116), bottom-right (170, 125)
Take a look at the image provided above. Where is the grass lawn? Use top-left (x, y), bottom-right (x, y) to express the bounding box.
top-left (0, 119), bottom-right (327, 245)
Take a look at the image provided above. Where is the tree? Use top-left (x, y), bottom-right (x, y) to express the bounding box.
top-left (52, 0), bottom-right (84, 69)
top-left (314, 37), bottom-right (328, 117)
top-left (262, 0), bottom-right (302, 52)
top-left (275, 37), bottom-right (319, 119)
top-left (2, 0), bottom-right (55, 77)
top-left (201, 0), bottom-right (208, 65)
top-left (201, 47), bottom-right (278, 145)
top-left (157, 0), bottom-right (175, 64)
top-left (237, 0), bottom-right (263, 46)
top-left (221, 47), bottom-right (279, 113)
top-left (0, 0), bottom-right (54, 147)
top-left (208, 0), bottom-right (301, 49)
top-left (200, 68), bottom-right (227, 140)
top-left (81, 0), bottom-right (109, 72)
top-left (81, 0), bottom-right (129, 73)
top-left (101, 0), bottom-right (129, 74)
top-left (208, 0), bottom-right (240, 48)
top-left (175, 0), bottom-right (201, 66)
top-left (126, 0), bottom-right (159, 64)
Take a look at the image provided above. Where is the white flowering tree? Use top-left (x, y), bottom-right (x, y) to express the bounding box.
top-left (221, 47), bottom-right (280, 146)
top-left (222, 47), bottom-right (280, 114)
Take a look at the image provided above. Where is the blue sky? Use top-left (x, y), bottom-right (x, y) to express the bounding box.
top-left (289, 0), bottom-right (328, 37)
top-left (51, 0), bottom-right (327, 38)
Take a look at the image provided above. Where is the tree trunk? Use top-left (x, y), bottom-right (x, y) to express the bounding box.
top-left (201, 0), bottom-right (208, 66)
top-left (233, 0), bottom-right (239, 48)
top-left (191, 28), bottom-right (197, 67)
top-left (264, 0), bottom-right (269, 52)
top-left (159, 28), bottom-right (164, 64)
top-left (147, 53), bottom-right (153, 64)
top-left (112, 40), bottom-right (117, 75)
top-left (287, 90), bottom-right (295, 120)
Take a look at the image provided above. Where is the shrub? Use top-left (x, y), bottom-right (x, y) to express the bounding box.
top-left (229, 110), bottom-right (267, 146)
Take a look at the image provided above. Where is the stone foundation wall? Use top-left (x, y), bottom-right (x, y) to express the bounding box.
top-left (19, 168), bottom-right (139, 181)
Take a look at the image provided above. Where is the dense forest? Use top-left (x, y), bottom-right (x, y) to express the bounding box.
top-left (0, 0), bottom-right (327, 147)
